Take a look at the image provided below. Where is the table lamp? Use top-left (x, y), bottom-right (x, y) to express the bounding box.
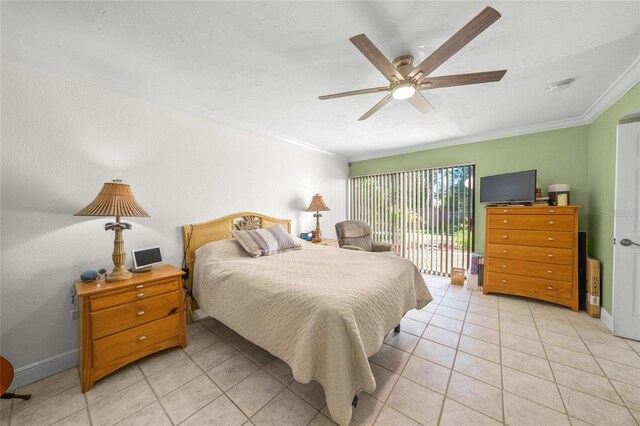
top-left (305, 194), bottom-right (330, 243)
top-left (75, 179), bottom-right (149, 282)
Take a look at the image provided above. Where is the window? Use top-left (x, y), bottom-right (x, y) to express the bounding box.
top-left (349, 164), bottom-right (475, 275)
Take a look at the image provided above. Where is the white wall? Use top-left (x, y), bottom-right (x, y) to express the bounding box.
top-left (0, 62), bottom-right (348, 384)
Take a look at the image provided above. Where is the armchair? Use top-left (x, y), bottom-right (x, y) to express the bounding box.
top-left (335, 220), bottom-right (394, 252)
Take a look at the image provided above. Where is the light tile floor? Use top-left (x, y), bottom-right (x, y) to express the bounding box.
top-left (3, 274), bottom-right (640, 425)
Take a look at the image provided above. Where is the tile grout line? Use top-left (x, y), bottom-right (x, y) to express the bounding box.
top-left (563, 309), bottom-right (639, 413)
top-left (138, 362), bottom-right (177, 426)
top-left (497, 292), bottom-right (505, 424)
top-left (376, 277), bottom-right (444, 425)
top-left (83, 392), bottom-right (93, 426)
top-left (568, 323), bottom-right (639, 419)
top-left (187, 323), bottom-right (257, 424)
top-left (454, 288), bottom-right (508, 423)
top-left (530, 299), bottom-right (572, 422)
top-left (436, 282), bottom-right (467, 426)
top-left (214, 324), bottom-right (325, 424)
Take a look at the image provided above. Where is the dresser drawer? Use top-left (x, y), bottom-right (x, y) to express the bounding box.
top-left (486, 272), bottom-right (574, 302)
top-left (90, 278), bottom-right (179, 311)
top-left (488, 214), bottom-right (573, 231)
top-left (488, 207), bottom-right (575, 215)
top-left (91, 292), bottom-right (181, 339)
top-left (487, 258), bottom-right (573, 282)
top-left (486, 243), bottom-right (573, 266)
top-left (93, 315), bottom-right (180, 368)
top-left (487, 229), bottom-right (574, 249)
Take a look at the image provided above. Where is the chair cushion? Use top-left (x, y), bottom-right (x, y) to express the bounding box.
top-left (340, 236), bottom-right (373, 252)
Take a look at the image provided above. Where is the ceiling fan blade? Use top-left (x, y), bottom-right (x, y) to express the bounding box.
top-left (420, 70), bottom-right (507, 90)
top-left (407, 91), bottom-right (434, 114)
top-left (409, 6), bottom-right (501, 81)
top-left (350, 34), bottom-right (404, 83)
top-left (319, 86), bottom-right (389, 100)
top-left (358, 94), bottom-right (393, 121)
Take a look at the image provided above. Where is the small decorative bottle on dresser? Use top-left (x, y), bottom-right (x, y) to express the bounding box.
top-left (483, 206), bottom-right (580, 311)
top-left (75, 264), bottom-right (186, 392)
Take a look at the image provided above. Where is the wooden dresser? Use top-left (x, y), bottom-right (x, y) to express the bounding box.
top-left (483, 206), bottom-right (579, 311)
top-left (76, 264), bottom-right (186, 392)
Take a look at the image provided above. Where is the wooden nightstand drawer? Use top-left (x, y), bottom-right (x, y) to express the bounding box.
top-left (486, 244), bottom-right (573, 266)
top-left (487, 272), bottom-right (573, 302)
top-left (91, 292), bottom-right (181, 339)
top-left (93, 315), bottom-right (180, 368)
top-left (90, 278), bottom-right (179, 311)
top-left (487, 258), bottom-right (573, 282)
top-left (487, 229), bottom-right (574, 249)
top-left (488, 214), bottom-right (574, 231)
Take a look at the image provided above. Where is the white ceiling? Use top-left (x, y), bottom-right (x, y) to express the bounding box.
top-left (2, 1), bottom-right (639, 160)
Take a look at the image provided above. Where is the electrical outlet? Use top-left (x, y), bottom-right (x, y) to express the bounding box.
top-left (70, 310), bottom-right (79, 321)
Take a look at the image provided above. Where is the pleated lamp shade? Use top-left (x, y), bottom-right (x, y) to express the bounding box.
top-left (305, 194), bottom-right (330, 212)
top-left (75, 181), bottom-right (149, 218)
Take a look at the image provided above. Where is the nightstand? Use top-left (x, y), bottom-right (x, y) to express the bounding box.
top-left (75, 264), bottom-right (186, 392)
top-left (313, 238), bottom-right (339, 247)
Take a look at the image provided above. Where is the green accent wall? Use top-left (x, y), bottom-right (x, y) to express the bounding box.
top-left (350, 83), bottom-right (639, 315)
top-left (350, 126), bottom-right (590, 252)
top-left (588, 83), bottom-right (640, 313)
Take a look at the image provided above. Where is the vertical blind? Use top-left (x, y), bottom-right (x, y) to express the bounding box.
top-left (349, 164), bottom-right (475, 276)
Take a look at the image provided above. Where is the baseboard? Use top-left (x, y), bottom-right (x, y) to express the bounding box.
top-left (9, 349), bottom-right (78, 391)
top-left (600, 307), bottom-right (613, 331)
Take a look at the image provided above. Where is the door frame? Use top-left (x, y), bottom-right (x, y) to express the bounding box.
top-left (611, 113), bottom-right (640, 337)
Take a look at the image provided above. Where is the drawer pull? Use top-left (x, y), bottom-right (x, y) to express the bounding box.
top-left (547, 254), bottom-right (555, 258)
top-left (501, 279), bottom-right (508, 283)
top-left (548, 237), bottom-right (555, 241)
top-left (137, 311), bottom-right (145, 316)
top-left (549, 209), bottom-right (555, 213)
top-left (503, 209), bottom-right (508, 213)
top-left (503, 220), bottom-right (509, 224)
top-left (502, 265), bottom-right (508, 268)
top-left (502, 235), bottom-right (508, 239)
top-left (547, 270), bottom-right (554, 274)
top-left (136, 293), bottom-right (145, 298)
top-left (548, 221), bottom-right (555, 225)
top-left (502, 250), bottom-right (508, 254)
top-left (547, 286), bottom-right (555, 290)
top-left (138, 336), bottom-right (147, 342)
top-left (135, 285), bottom-right (144, 289)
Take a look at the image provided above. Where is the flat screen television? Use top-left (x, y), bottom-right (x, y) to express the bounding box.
top-left (480, 170), bottom-right (537, 204)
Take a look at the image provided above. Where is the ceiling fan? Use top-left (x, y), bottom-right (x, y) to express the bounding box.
top-left (319, 6), bottom-right (507, 121)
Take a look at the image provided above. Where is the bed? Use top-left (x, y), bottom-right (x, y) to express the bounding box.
top-left (182, 212), bottom-right (432, 425)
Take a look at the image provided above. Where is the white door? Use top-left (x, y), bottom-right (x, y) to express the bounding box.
top-left (613, 121), bottom-right (640, 340)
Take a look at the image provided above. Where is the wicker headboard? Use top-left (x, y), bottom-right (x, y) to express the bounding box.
top-left (181, 212), bottom-right (291, 323)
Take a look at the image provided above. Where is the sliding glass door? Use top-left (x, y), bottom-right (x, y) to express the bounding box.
top-left (349, 164), bottom-right (475, 276)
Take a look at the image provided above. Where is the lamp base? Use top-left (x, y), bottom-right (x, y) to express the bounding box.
top-left (106, 266), bottom-right (133, 282)
top-left (313, 212), bottom-right (322, 243)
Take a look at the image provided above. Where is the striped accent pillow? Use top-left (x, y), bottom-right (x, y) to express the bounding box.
top-left (232, 224), bottom-right (302, 257)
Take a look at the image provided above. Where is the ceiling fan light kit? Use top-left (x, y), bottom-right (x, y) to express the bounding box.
top-left (319, 6), bottom-right (508, 120)
top-left (391, 82), bottom-right (416, 100)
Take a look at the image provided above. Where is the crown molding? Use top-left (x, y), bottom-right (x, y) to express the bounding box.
top-left (5, 59), bottom-right (345, 161)
top-left (349, 55), bottom-right (640, 163)
top-left (348, 116), bottom-right (589, 162)
top-left (582, 55), bottom-right (640, 123)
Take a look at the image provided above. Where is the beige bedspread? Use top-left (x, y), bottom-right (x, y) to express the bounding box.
top-left (193, 238), bottom-right (432, 425)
